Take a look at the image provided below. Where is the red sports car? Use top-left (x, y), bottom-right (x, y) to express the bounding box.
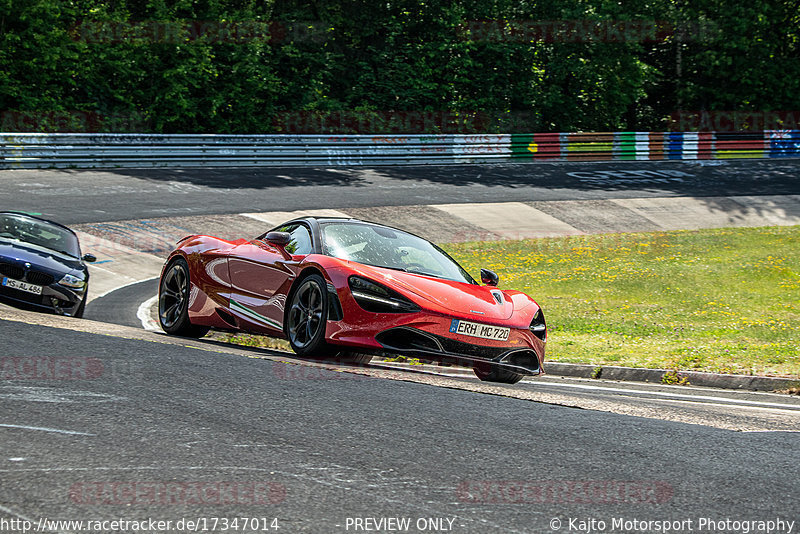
top-left (158, 217), bottom-right (546, 384)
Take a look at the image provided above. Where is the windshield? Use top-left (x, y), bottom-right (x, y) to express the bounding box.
top-left (0, 213), bottom-right (81, 257)
top-left (320, 222), bottom-right (475, 284)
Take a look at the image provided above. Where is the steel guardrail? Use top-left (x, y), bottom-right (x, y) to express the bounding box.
top-left (1, 131), bottom-right (798, 168)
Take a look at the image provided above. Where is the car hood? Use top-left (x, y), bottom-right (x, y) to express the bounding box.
top-left (0, 240), bottom-right (83, 274)
top-left (354, 264), bottom-right (514, 320)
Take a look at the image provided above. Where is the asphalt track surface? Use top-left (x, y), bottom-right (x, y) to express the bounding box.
top-left (2, 159), bottom-right (799, 224)
top-left (2, 161), bottom-right (800, 532)
top-left (85, 278), bottom-right (157, 328)
top-left (0, 315), bottom-right (798, 533)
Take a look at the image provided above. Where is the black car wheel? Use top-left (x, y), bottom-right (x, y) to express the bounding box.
top-left (336, 351), bottom-right (374, 365)
top-left (473, 363), bottom-right (524, 384)
top-left (72, 294), bottom-right (87, 319)
top-left (159, 257), bottom-right (209, 338)
top-left (286, 274), bottom-right (335, 358)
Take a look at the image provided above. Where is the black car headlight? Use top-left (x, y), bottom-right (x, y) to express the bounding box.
top-left (58, 273), bottom-right (86, 289)
top-left (529, 308), bottom-right (546, 341)
top-left (348, 276), bottom-right (419, 314)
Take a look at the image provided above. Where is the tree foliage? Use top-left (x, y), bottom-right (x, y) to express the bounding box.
top-left (1, 0), bottom-right (797, 133)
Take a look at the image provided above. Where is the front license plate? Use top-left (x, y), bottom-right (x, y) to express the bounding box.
top-left (2, 277), bottom-right (43, 295)
top-left (449, 319), bottom-right (510, 341)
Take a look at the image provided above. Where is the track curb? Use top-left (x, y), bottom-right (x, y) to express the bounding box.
top-left (543, 362), bottom-right (799, 393)
top-left (377, 360), bottom-right (800, 393)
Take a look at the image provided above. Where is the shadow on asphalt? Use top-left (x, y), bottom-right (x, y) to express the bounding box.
top-left (38, 159), bottom-right (800, 198)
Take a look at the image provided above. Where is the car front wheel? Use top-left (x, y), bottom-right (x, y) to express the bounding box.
top-left (72, 294), bottom-right (87, 318)
top-left (158, 257), bottom-right (209, 338)
top-left (473, 363), bottom-right (524, 384)
top-left (286, 274), bottom-right (334, 358)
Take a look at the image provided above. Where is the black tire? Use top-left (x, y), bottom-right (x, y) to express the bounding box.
top-left (286, 274), bottom-right (335, 358)
top-left (158, 257), bottom-right (209, 338)
top-left (473, 363), bottom-right (524, 384)
top-left (72, 294), bottom-right (87, 318)
top-left (336, 351), bottom-right (374, 365)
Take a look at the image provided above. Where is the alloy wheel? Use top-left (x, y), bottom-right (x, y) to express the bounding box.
top-left (160, 261), bottom-right (189, 329)
top-left (287, 278), bottom-right (325, 350)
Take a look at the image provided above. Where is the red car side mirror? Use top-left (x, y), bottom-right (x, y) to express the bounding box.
top-left (264, 231), bottom-right (292, 260)
top-left (480, 268), bottom-right (499, 286)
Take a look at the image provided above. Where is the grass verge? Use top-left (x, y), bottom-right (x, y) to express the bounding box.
top-left (444, 225), bottom-right (799, 377)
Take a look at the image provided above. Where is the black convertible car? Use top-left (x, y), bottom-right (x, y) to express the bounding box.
top-left (0, 212), bottom-right (95, 317)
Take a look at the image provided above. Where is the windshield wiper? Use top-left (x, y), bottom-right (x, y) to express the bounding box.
top-left (370, 264), bottom-right (409, 273)
top-left (374, 264), bottom-right (444, 279)
top-left (406, 268), bottom-right (443, 278)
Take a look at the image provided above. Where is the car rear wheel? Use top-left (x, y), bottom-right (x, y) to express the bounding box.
top-left (159, 257), bottom-right (209, 338)
top-left (286, 274), bottom-right (335, 358)
top-left (473, 363), bottom-right (524, 384)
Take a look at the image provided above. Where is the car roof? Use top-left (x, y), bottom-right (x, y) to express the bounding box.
top-left (285, 215), bottom-right (398, 227)
top-left (282, 216), bottom-right (428, 237)
top-left (287, 216), bottom-right (356, 223)
top-left (0, 211), bottom-right (78, 236)
top-left (288, 216), bottom-right (452, 255)
top-left (274, 215), bottom-right (476, 284)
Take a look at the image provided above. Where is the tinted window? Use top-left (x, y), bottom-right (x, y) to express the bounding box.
top-left (275, 224), bottom-right (313, 255)
top-left (0, 213), bottom-right (81, 257)
top-left (320, 222), bottom-right (475, 284)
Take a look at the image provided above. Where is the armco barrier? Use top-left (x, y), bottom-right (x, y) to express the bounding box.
top-left (1, 130), bottom-right (798, 169)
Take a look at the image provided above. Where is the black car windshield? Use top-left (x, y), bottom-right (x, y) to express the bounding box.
top-left (0, 213), bottom-right (81, 257)
top-left (320, 222), bottom-right (475, 284)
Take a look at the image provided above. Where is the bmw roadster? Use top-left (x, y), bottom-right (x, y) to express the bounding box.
top-left (0, 211), bottom-right (96, 317)
top-left (158, 217), bottom-right (546, 383)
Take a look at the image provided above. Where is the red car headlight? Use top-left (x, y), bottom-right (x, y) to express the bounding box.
top-left (348, 276), bottom-right (420, 314)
